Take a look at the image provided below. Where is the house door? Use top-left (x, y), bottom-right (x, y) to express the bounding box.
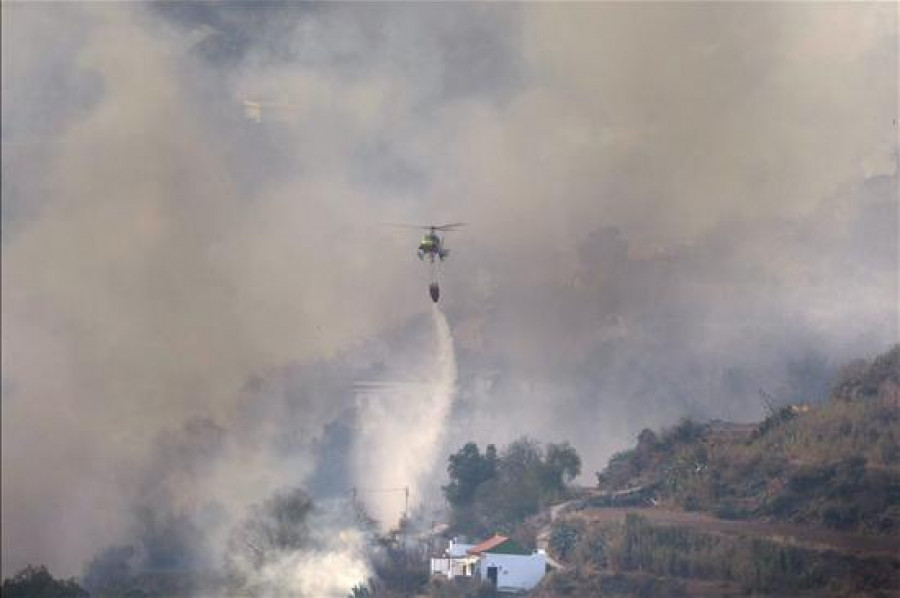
top-left (486, 566), bottom-right (498, 587)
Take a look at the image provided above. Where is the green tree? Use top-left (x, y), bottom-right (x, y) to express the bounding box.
top-left (442, 442), bottom-right (497, 507)
top-left (494, 438), bottom-right (545, 520)
top-left (1, 565), bottom-right (89, 598)
top-left (443, 438), bottom-right (583, 534)
top-left (347, 582), bottom-right (372, 597)
top-left (543, 442), bottom-right (582, 497)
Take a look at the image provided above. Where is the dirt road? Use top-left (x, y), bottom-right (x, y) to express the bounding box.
top-left (535, 499), bottom-right (582, 570)
top-left (574, 507), bottom-right (900, 558)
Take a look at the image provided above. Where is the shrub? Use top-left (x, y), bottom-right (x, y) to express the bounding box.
top-left (2, 565), bottom-right (88, 598)
top-left (549, 521), bottom-right (581, 560)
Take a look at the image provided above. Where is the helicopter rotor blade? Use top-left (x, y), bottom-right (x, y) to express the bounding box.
top-left (381, 222), bottom-right (432, 230)
top-left (382, 222), bottom-right (466, 232)
top-left (433, 223), bottom-right (466, 231)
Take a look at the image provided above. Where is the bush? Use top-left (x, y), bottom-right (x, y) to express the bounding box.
top-left (425, 577), bottom-right (497, 597)
top-left (593, 346), bottom-right (900, 533)
top-left (2, 565), bottom-right (89, 598)
top-left (662, 419), bottom-right (704, 446)
top-left (532, 569), bottom-right (686, 598)
top-left (822, 504), bottom-right (861, 530)
top-left (549, 521), bottom-right (581, 560)
top-left (579, 515), bottom-right (899, 594)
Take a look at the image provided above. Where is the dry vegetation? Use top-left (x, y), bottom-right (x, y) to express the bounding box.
top-left (545, 514), bottom-right (900, 597)
top-left (596, 345), bottom-right (900, 535)
top-left (534, 346), bottom-right (900, 597)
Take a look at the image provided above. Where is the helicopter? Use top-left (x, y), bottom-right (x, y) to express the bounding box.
top-left (386, 222), bottom-right (465, 302)
top-left (416, 223), bottom-right (465, 262)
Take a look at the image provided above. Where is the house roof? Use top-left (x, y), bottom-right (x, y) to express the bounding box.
top-left (467, 535), bottom-right (531, 556)
top-left (467, 535), bottom-right (509, 555)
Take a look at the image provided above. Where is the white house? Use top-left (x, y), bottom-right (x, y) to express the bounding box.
top-left (430, 535), bottom-right (546, 593)
top-left (429, 538), bottom-right (477, 579)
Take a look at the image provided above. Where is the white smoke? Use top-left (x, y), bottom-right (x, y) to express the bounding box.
top-left (249, 548), bottom-right (370, 598)
top-left (353, 305), bottom-right (458, 527)
top-left (225, 501), bottom-right (371, 598)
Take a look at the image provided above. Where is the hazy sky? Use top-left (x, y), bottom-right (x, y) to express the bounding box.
top-left (2, 1), bottom-right (897, 578)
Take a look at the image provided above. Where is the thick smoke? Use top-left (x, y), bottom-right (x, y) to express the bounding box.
top-left (223, 489), bottom-right (370, 598)
top-left (2, 1), bottom-right (897, 581)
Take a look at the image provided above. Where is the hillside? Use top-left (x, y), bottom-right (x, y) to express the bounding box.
top-left (534, 345), bottom-right (900, 598)
top-left (594, 345), bottom-right (900, 535)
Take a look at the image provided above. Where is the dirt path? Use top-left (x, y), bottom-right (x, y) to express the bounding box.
top-left (535, 499), bottom-right (583, 570)
top-left (574, 507), bottom-right (900, 559)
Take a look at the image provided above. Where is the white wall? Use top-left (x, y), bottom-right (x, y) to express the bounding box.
top-left (430, 557), bottom-right (451, 577)
top-left (477, 551), bottom-right (546, 592)
top-left (447, 540), bottom-right (475, 557)
top-left (430, 556), bottom-right (477, 579)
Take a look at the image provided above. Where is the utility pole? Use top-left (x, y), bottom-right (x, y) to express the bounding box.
top-left (404, 486), bottom-right (410, 521)
top-left (351, 486), bottom-right (412, 531)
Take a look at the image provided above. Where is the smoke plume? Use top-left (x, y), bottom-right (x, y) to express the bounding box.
top-left (224, 489), bottom-right (370, 598)
top-left (2, 1), bottom-right (896, 581)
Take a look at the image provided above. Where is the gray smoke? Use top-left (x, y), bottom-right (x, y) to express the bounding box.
top-left (2, 1), bottom-right (897, 581)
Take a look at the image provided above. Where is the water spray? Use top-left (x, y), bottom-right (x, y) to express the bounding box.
top-left (352, 305), bottom-right (458, 528)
